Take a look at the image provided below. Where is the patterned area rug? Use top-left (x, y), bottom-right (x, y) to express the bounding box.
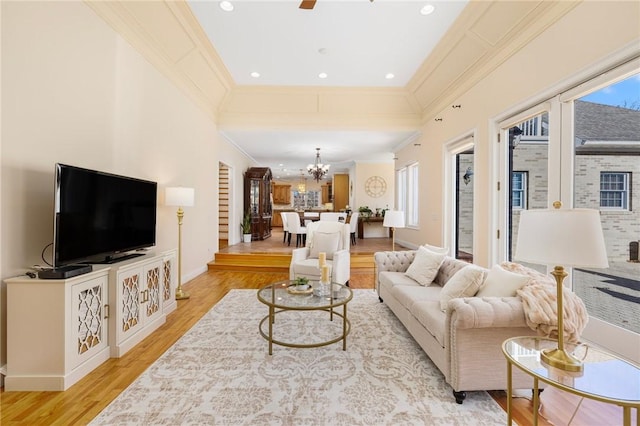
top-left (91, 289), bottom-right (508, 425)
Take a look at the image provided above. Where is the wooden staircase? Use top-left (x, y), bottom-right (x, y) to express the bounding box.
top-left (207, 252), bottom-right (375, 273)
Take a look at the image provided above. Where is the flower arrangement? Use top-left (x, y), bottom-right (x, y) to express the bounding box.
top-left (358, 206), bottom-right (373, 217)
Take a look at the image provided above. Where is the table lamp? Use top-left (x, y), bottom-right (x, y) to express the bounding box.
top-left (165, 187), bottom-right (195, 300)
top-left (514, 201), bottom-right (608, 372)
top-left (383, 211), bottom-right (405, 251)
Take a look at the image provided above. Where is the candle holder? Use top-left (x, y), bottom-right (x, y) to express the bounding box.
top-left (314, 262), bottom-right (331, 297)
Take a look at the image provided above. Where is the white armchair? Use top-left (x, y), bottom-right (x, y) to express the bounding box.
top-left (289, 221), bottom-right (351, 286)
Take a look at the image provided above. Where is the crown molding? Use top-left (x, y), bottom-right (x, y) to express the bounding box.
top-left (408, 0), bottom-right (580, 124)
top-left (84, 0), bottom-right (235, 122)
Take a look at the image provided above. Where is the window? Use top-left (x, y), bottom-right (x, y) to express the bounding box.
top-left (397, 162), bottom-right (419, 227)
top-left (293, 190), bottom-right (320, 210)
top-left (511, 172), bottom-right (528, 210)
top-left (600, 172), bottom-right (630, 210)
top-left (397, 168), bottom-right (407, 214)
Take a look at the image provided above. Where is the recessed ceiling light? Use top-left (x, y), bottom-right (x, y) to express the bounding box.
top-left (420, 4), bottom-right (435, 15)
top-left (219, 1), bottom-right (234, 12)
top-left (318, 72), bottom-right (328, 79)
top-left (250, 71), bottom-right (260, 78)
top-left (385, 73), bottom-right (395, 80)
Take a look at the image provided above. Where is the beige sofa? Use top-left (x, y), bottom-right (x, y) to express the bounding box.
top-left (374, 250), bottom-right (540, 404)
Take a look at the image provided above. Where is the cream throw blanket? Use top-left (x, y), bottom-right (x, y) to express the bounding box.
top-left (501, 262), bottom-right (589, 343)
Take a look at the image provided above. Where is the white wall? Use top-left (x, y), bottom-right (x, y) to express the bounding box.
top-left (353, 162), bottom-right (394, 213)
top-left (395, 0), bottom-right (640, 267)
top-left (0, 1), bottom-right (252, 369)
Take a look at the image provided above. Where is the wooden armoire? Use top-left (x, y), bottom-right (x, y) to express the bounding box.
top-left (244, 167), bottom-right (272, 240)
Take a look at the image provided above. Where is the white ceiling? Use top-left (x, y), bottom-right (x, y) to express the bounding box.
top-left (188, 0), bottom-right (469, 179)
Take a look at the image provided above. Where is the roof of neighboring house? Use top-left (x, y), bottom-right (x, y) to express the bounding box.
top-left (575, 100), bottom-right (640, 155)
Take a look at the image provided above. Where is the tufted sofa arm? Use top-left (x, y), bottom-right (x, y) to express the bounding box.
top-left (373, 250), bottom-right (416, 292)
top-left (373, 250), bottom-right (417, 272)
top-left (445, 296), bottom-right (536, 393)
top-left (446, 297), bottom-right (528, 330)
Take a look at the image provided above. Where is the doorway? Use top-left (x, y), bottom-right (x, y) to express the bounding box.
top-left (218, 162), bottom-right (230, 249)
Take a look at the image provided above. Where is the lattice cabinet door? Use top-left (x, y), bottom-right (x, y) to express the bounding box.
top-left (70, 275), bottom-right (109, 370)
top-left (143, 260), bottom-right (163, 325)
top-left (115, 267), bottom-right (143, 345)
top-left (162, 249), bottom-right (177, 314)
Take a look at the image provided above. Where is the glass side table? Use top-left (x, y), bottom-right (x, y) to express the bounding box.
top-left (502, 336), bottom-right (640, 426)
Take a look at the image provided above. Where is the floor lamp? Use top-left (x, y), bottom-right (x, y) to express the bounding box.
top-left (165, 187), bottom-right (195, 300)
top-left (383, 211), bottom-right (405, 251)
top-left (514, 201), bottom-right (608, 372)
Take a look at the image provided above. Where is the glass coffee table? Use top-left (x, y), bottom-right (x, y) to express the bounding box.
top-left (257, 280), bottom-right (353, 355)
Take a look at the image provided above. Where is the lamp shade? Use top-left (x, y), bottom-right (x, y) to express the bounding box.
top-left (515, 208), bottom-right (608, 268)
top-left (165, 187), bottom-right (195, 207)
top-left (383, 210), bottom-right (405, 228)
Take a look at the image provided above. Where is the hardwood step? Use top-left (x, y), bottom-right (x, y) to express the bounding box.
top-left (208, 252), bottom-right (374, 272)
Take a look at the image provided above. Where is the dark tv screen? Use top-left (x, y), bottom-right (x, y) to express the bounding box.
top-left (54, 163), bottom-right (157, 267)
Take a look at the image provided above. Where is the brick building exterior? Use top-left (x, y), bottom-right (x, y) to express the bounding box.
top-left (460, 101), bottom-right (639, 262)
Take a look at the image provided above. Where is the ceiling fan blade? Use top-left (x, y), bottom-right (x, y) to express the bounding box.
top-left (299, 0), bottom-right (316, 10)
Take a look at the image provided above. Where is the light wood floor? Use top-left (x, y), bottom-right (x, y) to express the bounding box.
top-left (1, 232), bottom-right (630, 425)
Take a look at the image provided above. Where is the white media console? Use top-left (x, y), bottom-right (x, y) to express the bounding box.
top-left (4, 249), bottom-right (177, 391)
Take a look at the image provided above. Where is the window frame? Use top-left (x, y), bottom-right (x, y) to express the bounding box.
top-left (599, 171), bottom-right (630, 210)
top-left (511, 171), bottom-right (528, 210)
top-left (396, 162), bottom-right (419, 228)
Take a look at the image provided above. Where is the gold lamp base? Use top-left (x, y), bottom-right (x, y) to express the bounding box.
top-left (541, 347), bottom-right (583, 372)
top-left (175, 287), bottom-right (190, 300)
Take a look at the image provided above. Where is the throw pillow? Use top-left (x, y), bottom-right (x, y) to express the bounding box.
top-left (439, 265), bottom-right (488, 311)
top-left (422, 244), bottom-right (449, 255)
top-left (476, 264), bottom-right (530, 297)
top-left (309, 232), bottom-right (341, 260)
top-left (405, 246), bottom-right (446, 286)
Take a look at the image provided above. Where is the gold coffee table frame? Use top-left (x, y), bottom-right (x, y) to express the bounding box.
top-left (503, 336), bottom-right (640, 426)
top-left (257, 280), bottom-right (353, 355)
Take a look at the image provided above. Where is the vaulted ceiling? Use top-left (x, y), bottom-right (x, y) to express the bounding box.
top-left (86, 0), bottom-right (578, 179)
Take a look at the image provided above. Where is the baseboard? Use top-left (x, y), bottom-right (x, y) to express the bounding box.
top-left (185, 265), bottom-right (207, 283)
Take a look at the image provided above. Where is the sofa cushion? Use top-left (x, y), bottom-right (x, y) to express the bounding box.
top-left (379, 271), bottom-right (422, 289)
top-left (391, 284), bottom-right (441, 312)
top-left (476, 265), bottom-right (530, 297)
top-left (439, 265), bottom-right (488, 311)
top-left (404, 246), bottom-right (446, 286)
top-left (411, 300), bottom-right (446, 347)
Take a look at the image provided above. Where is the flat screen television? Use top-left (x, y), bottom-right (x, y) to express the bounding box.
top-left (53, 163), bottom-right (157, 267)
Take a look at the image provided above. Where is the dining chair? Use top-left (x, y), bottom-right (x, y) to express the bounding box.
top-left (319, 212), bottom-right (341, 221)
top-left (280, 211), bottom-right (290, 244)
top-left (348, 212), bottom-right (359, 245)
top-left (285, 212), bottom-right (307, 247)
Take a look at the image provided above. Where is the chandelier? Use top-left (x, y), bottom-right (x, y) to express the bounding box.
top-left (307, 147), bottom-right (330, 182)
top-left (297, 170), bottom-right (307, 193)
